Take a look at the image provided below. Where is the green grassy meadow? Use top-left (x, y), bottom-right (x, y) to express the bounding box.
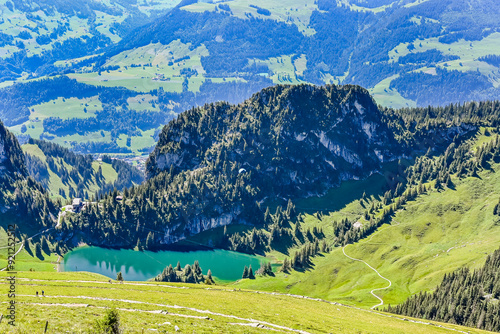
top-left (0, 271), bottom-right (492, 333)
top-left (236, 159), bottom-right (500, 310)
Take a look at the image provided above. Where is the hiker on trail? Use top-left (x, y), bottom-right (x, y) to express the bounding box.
top-left (36, 291), bottom-right (38, 297)
top-left (42, 290), bottom-right (44, 296)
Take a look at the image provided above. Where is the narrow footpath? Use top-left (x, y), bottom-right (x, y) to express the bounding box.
top-left (342, 245), bottom-right (392, 309)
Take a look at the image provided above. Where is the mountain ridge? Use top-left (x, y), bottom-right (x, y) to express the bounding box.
top-left (59, 83), bottom-right (497, 251)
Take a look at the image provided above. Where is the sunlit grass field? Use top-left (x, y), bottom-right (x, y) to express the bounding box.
top-left (0, 271), bottom-right (491, 333)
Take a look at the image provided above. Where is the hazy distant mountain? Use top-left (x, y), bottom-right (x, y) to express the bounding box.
top-left (2, 0), bottom-right (500, 154)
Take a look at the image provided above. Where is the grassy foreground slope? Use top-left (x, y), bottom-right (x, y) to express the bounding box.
top-left (0, 271), bottom-right (491, 334)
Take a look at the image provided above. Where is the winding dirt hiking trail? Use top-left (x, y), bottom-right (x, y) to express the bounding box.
top-left (342, 245), bottom-right (392, 309)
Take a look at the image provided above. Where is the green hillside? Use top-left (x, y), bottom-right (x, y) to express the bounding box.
top-left (234, 157), bottom-right (500, 308)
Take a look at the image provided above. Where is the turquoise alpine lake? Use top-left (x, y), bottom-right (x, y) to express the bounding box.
top-left (62, 246), bottom-right (262, 281)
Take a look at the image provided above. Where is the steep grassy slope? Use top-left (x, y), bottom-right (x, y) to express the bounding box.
top-left (235, 133), bottom-right (500, 309)
top-left (0, 271), bottom-right (491, 333)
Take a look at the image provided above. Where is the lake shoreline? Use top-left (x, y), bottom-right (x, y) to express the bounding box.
top-left (61, 245), bottom-right (262, 282)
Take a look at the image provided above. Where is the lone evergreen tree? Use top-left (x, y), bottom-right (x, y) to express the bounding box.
top-left (145, 232), bottom-right (154, 250)
top-left (117, 272), bottom-right (123, 282)
top-left (206, 269), bottom-right (215, 285)
top-left (35, 242), bottom-right (43, 259)
top-left (94, 308), bottom-right (121, 334)
top-left (41, 236), bottom-right (50, 254)
top-left (280, 258), bottom-right (291, 273)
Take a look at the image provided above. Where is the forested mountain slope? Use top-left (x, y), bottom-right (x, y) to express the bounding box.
top-left (59, 84), bottom-right (500, 251)
top-left (23, 138), bottom-right (144, 199)
top-left (60, 84), bottom-right (400, 247)
top-left (0, 120), bottom-right (56, 231)
top-left (387, 246), bottom-right (500, 332)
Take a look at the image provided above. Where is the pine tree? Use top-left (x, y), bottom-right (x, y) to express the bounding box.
top-left (248, 265), bottom-right (255, 279)
top-left (40, 236), bottom-right (50, 254)
top-left (286, 199), bottom-right (296, 220)
top-left (242, 265), bottom-right (249, 279)
top-left (280, 258), bottom-right (291, 273)
top-left (136, 237), bottom-right (143, 251)
top-left (445, 173), bottom-right (453, 188)
top-left (116, 272), bottom-right (123, 281)
top-left (35, 242), bottom-right (43, 259)
top-left (193, 260), bottom-right (202, 276)
top-left (145, 232), bottom-right (154, 250)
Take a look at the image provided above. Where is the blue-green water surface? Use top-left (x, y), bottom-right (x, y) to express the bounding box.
top-left (62, 246), bottom-right (261, 281)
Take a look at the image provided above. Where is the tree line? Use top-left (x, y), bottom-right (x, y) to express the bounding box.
top-left (386, 246), bottom-right (500, 332)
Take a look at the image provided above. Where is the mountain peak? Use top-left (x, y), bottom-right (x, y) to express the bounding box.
top-left (147, 84), bottom-right (398, 193)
